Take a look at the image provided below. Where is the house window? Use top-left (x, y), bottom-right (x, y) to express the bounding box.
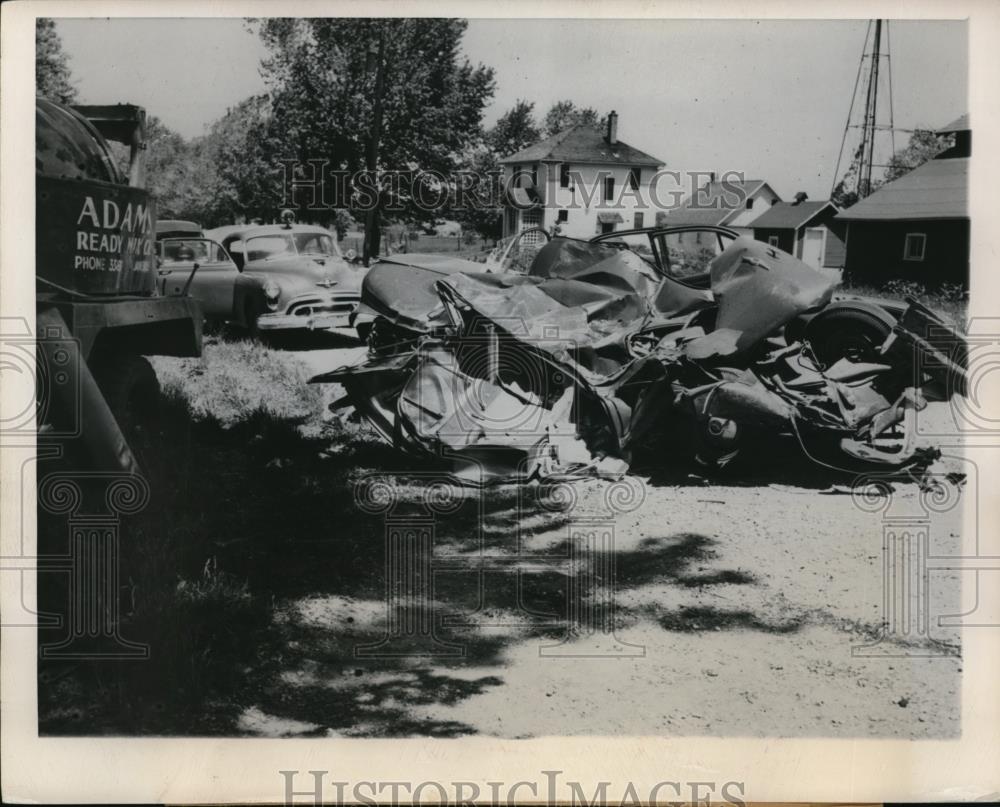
top-left (768, 235), bottom-right (780, 247)
top-left (904, 233), bottom-right (927, 261)
top-left (531, 163), bottom-right (539, 187)
top-left (746, 198), bottom-right (754, 210)
top-left (633, 212), bottom-right (644, 229)
top-left (604, 177), bottom-right (615, 202)
top-left (629, 167), bottom-right (641, 191)
top-left (560, 164), bottom-right (571, 188)
top-left (557, 210), bottom-right (568, 223)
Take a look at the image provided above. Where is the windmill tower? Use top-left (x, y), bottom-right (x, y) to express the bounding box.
top-left (831, 20), bottom-right (897, 202)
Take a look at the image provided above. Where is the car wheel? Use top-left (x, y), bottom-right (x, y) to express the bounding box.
top-left (806, 306), bottom-right (895, 368)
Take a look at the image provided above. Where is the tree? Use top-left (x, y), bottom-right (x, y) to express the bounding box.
top-left (883, 129), bottom-right (948, 183)
top-left (486, 99), bottom-right (541, 158)
top-left (253, 18), bottom-right (496, 228)
top-left (143, 117), bottom-right (197, 219)
top-left (833, 129), bottom-right (949, 209)
top-left (453, 99), bottom-right (544, 241)
top-left (453, 144), bottom-right (504, 242)
top-left (194, 95), bottom-right (282, 225)
top-left (36, 19), bottom-right (77, 103)
top-left (541, 100), bottom-right (603, 136)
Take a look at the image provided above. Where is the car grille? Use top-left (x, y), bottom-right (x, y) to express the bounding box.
top-left (286, 294), bottom-right (360, 318)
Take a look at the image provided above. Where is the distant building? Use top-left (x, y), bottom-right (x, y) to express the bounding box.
top-left (835, 114), bottom-right (970, 286)
top-left (749, 194), bottom-right (845, 270)
top-left (498, 111), bottom-right (664, 240)
top-left (664, 178), bottom-right (782, 236)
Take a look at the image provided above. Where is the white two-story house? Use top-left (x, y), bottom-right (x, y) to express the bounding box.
top-left (499, 112), bottom-right (665, 241)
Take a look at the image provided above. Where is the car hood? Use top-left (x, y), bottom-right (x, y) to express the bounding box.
top-left (359, 253), bottom-right (486, 331)
top-left (244, 254), bottom-right (366, 292)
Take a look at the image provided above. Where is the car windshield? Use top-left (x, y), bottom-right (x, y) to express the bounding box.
top-left (245, 232), bottom-right (339, 261)
top-left (294, 232), bottom-right (338, 257)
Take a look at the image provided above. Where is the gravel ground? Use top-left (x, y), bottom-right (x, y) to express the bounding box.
top-left (224, 343), bottom-right (965, 740)
top-left (42, 339), bottom-right (961, 739)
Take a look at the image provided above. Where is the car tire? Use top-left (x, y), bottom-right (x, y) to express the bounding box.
top-left (806, 305), bottom-right (895, 368)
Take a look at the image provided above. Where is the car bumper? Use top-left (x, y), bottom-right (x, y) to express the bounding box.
top-left (257, 310), bottom-right (356, 332)
top-left (257, 292), bottom-right (361, 333)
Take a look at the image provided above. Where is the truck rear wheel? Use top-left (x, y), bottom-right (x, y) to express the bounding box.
top-left (91, 354), bottom-right (163, 474)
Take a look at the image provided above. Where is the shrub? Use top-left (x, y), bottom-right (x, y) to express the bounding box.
top-left (882, 278), bottom-right (927, 299)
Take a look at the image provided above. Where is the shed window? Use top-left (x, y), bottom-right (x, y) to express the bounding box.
top-left (768, 235), bottom-right (780, 247)
top-left (746, 198), bottom-right (754, 210)
top-left (903, 233), bottom-right (927, 261)
top-left (560, 164), bottom-right (571, 188)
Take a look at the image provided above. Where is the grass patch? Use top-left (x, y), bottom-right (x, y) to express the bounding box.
top-left (837, 279), bottom-right (968, 330)
top-left (151, 336), bottom-right (326, 431)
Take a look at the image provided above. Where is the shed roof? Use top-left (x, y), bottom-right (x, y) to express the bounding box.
top-left (499, 124), bottom-right (663, 167)
top-left (749, 200), bottom-right (837, 230)
top-left (835, 157), bottom-right (968, 221)
top-left (664, 179), bottom-right (776, 226)
top-left (937, 113), bottom-right (969, 134)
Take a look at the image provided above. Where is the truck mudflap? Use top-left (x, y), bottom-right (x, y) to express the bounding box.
top-left (37, 306), bottom-right (138, 474)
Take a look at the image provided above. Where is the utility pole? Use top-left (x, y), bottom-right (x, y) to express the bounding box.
top-left (363, 25), bottom-right (387, 266)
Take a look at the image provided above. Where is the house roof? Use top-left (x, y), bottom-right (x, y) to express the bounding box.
top-left (937, 113), bottom-right (969, 134)
top-left (499, 124), bottom-right (663, 167)
top-left (749, 200), bottom-right (837, 231)
top-left (835, 157), bottom-right (968, 221)
top-left (664, 179), bottom-right (776, 226)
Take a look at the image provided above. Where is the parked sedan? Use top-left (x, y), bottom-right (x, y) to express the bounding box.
top-left (156, 234), bottom-right (240, 324)
top-left (204, 222), bottom-right (365, 337)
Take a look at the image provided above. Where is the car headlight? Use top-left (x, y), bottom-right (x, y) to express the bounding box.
top-left (263, 280), bottom-right (281, 310)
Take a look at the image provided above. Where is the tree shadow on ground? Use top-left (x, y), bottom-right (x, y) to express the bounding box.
top-left (37, 397), bottom-right (793, 737)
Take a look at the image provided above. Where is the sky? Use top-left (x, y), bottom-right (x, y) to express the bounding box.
top-left (54, 17), bottom-right (967, 201)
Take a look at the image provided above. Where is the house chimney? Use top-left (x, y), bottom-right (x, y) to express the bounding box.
top-left (793, 191), bottom-right (808, 205)
top-left (606, 110), bottom-right (618, 145)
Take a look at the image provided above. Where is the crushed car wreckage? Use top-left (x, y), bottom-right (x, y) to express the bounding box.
top-left (312, 226), bottom-right (968, 484)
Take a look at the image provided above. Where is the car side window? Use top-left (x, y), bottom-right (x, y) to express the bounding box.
top-left (160, 239), bottom-right (232, 265)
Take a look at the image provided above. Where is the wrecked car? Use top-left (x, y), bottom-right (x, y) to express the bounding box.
top-left (204, 221), bottom-right (367, 338)
top-left (312, 225), bottom-right (968, 483)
